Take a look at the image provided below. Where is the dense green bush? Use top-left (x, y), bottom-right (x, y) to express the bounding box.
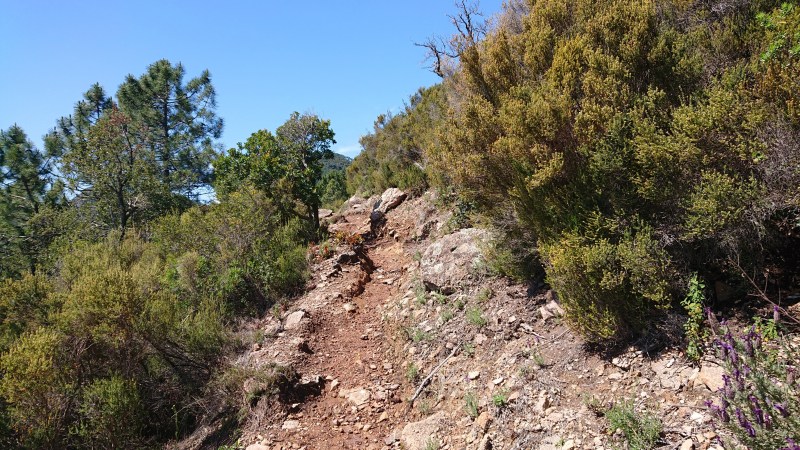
top-left (0, 274), bottom-right (52, 354)
top-left (153, 186), bottom-right (309, 315)
top-left (346, 85), bottom-right (445, 197)
top-left (75, 376), bottom-right (144, 448)
top-left (541, 227), bottom-right (672, 342)
top-left (0, 328), bottom-right (71, 448)
top-left (0, 183), bottom-right (310, 447)
top-left (415, 0), bottom-right (800, 341)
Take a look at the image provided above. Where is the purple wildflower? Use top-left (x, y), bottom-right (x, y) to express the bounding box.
top-left (773, 402), bottom-right (790, 418)
top-left (748, 395), bottom-right (764, 426)
top-left (744, 420), bottom-right (756, 437)
top-left (743, 340), bottom-right (753, 357)
top-left (720, 341), bottom-right (738, 364)
top-left (721, 374), bottom-right (735, 400)
top-left (706, 400), bottom-right (731, 423)
top-left (735, 407), bottom-right (747, 427)
top-left (781, 438), bottom-right (800, 450)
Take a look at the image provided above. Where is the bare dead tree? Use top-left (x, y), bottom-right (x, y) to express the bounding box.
top-left (415, 0), bottom-right (488, 78)
top-left (449, 0), bottom-right (488, 50)
top-left (414, 36), bottom-right (458, 78)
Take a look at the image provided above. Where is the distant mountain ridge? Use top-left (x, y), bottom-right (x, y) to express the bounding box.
top-left (321, 152), bottom-right (352, 173)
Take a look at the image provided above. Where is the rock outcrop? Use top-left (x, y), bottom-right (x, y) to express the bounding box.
top-left (419, 228), bottom-right (491, 293)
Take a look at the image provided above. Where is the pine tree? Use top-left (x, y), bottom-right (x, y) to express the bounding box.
top-left (45, 83), bottom-right (113, 160)
top-left (0, 126), bottom-right (54, 275)
top-left (117, 60), bottom-right (223, 196)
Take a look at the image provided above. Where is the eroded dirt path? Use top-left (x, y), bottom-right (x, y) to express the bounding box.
top-left (262, 223), bottom-right (413, 449)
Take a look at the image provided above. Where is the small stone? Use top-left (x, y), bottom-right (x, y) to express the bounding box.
top-left (245, 445), bottom-right (269, 450)
top-left (540, 300), bottom-right (565, 320)
top-left (331, 379), bottom-right (340, 390)
top-left (690, 411), bottom-right (704, 422)
top-left (475, 411), bottom-right (491, 432)
top-left (696, 364), bottom-right (725, 391)
top-left (468, 371), bottom-right (481, 380)
top-left (282, 419), bottom-right (300, 430)
top-left (284, 310), bottom-right (307, 330)
top-left (562, 440), bottom-right (575, 450)
top-left (492, 377), bottom-right (504, 385)
top-left (680, 439), bottom-right (695, 450)
top-left (608, 372), bottom-right (623, 381)
top-left (343, 303), bottom-right (357, 313)
top-left (377, 411), bottom-right (389, 423)
top-left (474, 334), bottom-right (488, 345)
top-left (534, 392), bottom-right (551, 414)
top-left (344, 388), bottom-right (371, 406)
top-left (612, 357), bottom-right (630, 370)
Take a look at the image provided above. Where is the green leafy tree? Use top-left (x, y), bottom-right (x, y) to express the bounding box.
top-left (117, 59), bottom-right (223, 195)
top-left (60, 108), bottom-right (162, 238)
top-left (319, 170), bottom-right (349, 207)
top-left (215, 112), bottom-right (335, 232)
top-left (276, 112), bottom-right (336, 230)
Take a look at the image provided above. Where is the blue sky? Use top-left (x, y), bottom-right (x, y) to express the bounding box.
top-left (0, 1), bottom-right (503, 158)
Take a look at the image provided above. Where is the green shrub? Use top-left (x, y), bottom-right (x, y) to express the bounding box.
top-left (0, 328), bottom-right (71, 448)
top-left (406, 363), bottom-right (419, 382)
top-left (0, 273), bottom-right (53, 354)
top-left (542, 228), bottom-right (672, 343)
top-left (466, 307), bottom-right (487, 327)
top-left (492, 390), bottom-right (509, 409)
top-left (682, 273), bottom-right (706, 360)
top-left (440, 308), bottom-right (455, 323)
top-left (606, 400), bottom-right (662, 450)
top-left (213, 363), bottom-right (298, 418)
top-left (410, 328), bottom-right (433, 343)
top-left (74, 376), bottom-right (144, 448)
top-left (465, 391), bottom-right (479, 418)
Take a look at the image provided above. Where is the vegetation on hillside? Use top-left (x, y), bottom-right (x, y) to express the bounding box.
top-left (348, 0), bottom-right (800, 344)
top-left (0, 60), bottom-right (336, 447)
top-left (3, 0), bottom-right (800, 447)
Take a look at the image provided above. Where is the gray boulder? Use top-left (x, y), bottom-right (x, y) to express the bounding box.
top-left (374, 188), bottom-right (407, 214)
top-left (420, 228), bottom-right (491, 294)
top-left (400, 411), bottom-right (449, 450)
top-left (284, 310), bottom-right (307, 330)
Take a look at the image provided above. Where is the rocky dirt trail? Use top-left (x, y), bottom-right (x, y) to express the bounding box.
top-left (267, 237), bottom-right (411, 449)
top-left (224, 189), bottom-right (733, 450)
top-left (237, 189), bottom-right (417, 450)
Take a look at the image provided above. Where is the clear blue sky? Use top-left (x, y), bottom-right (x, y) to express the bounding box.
top-left (0, 1), bottom-right (503, 158)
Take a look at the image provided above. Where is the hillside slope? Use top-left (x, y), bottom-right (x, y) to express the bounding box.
top-left (182, 189), bottom-right (744, 450)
